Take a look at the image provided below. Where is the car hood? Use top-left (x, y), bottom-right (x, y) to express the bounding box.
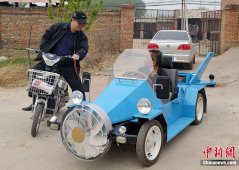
top-left (93, 78), bottom-right (161, 124)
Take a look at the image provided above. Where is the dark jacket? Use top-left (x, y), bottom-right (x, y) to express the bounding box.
top-left (40, 22), bottom-right (89, 64)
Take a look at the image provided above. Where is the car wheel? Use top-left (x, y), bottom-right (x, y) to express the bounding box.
top-left (188, 60), bottom-right (193, 70)
top-left (136, 120), bottom-right (163, 166)
top-left (193, 55), bottom-right (196, 64)
top-left (192, 93), bottom-right (204, 125)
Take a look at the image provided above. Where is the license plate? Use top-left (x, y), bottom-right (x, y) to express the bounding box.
top-left (172, 56), bottom-right (178, 61)
top-left (32, 79), bottom-right (54, 94)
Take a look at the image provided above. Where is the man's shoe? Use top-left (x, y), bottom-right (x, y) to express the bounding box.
top-left (22, 104), bottom-right (32, 111)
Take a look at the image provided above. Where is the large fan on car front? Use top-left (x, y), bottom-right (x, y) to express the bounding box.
top-left (61, 103), bottom-right (112, 160)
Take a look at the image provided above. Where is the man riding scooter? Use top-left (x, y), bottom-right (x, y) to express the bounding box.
top-left (22, 11), bottom-right (88, 112)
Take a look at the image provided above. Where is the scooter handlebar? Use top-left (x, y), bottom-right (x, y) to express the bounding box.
top-left (26, 48), bottom-right (72, 59)
top-left (26, 48), bottom-right (40, 53)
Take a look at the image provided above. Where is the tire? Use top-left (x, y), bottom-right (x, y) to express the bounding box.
top-left (192, 93), bottom-right (204, 125)
top-left (31, 103), bottom-right (44, 137)
top-left (188, 60), bottom-right (193, 70)
top-left (60, 107), bottom-right (74, 129)
top-left (136, 120), bottom-right (164, 166)
top-left (193, 55), bottom-right (196, 64)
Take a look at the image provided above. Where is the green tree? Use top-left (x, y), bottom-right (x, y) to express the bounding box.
top-left (48, 0), bottom-right (104, 30)
top-left (102, 0), bottom-right (145, 9)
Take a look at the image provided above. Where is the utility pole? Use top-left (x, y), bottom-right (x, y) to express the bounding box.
top-left (181, 0), bottom-right (188, 31)
top-left (181, 0), bottom-right (184, 30)
top-left (185, 0), bottom-right (188, 31)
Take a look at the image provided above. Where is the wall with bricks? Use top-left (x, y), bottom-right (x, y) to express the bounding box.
top-left (221, 0), bottom-right (239, 10)
top-left (86, 12), bottom-right (121, 57)
top-left (220, 0), bottom-right (239, 53)
top-left (0, 5), bottom-right (134, 58)
top-left (120, 4), bottom-right (134, 51)
top-left (0, 8), bottom-right (54, 49)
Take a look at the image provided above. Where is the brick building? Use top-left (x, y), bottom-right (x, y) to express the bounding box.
top-left (221, 0), bottom-right (239, 53)
top-left (221, 0), bottom-right (239, 10)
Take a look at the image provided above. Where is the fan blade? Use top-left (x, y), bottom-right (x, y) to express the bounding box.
top-left (74, 142), bottom-right (86, 156)
top-left (91, 120), bottom-right (103, 136)
top-left (81, 136), bottom-right (100, 159)
top-left (89, 134), bottom-right (107, 146)
top-left (64, 119), bottom-right (78, 130)
top-left (89, 121), bottom-right (104, 146)
top-left (65, 131), bottom-right (78, 152)
top-left (86, 112), bottom-right (93, 129)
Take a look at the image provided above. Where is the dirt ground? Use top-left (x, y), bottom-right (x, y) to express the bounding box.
top-left (0, 47), bottom-right (239, 170)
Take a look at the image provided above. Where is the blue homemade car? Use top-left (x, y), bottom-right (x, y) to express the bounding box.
top-left (59, 49), bottom-right (215, 166)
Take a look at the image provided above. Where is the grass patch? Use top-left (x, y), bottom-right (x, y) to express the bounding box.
top-left (0, 57), bottom-right (37, 68)
top-left (0, 48), bottom-right (28, 58)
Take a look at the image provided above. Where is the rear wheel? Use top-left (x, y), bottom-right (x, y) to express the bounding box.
top-left (188, 60), bottom-right (193, 70)
top-left (193, 55), bottom-right (196, 64)
top-left (136, 120), bottom-right (163, 166)
top-left (31, 103), bottom-right (44, 137)
top-left (192, 93), bottom-right (204, 125)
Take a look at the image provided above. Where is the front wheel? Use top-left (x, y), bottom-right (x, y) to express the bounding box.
top-left (31, 103), bottom-right (44, 137)
top-left (136, 120), bottom-right (164, 166)
top-left (192, 93), bottom-right (204, 125)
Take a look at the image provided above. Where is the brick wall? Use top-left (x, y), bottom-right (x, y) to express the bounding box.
top-left (0, 8), bottom-right (54, 49)
top-left (220, 0), bottom-right (239, 53)
top-left (221, 10), bottom-right (239, 53)
top-left (221, 0), bottom-right (239, 10)
top-left (86, 12), bottom-right (121, 57)
top-left (120, 4), bottom-right (134, 51)
top-left (0, 5), bottom-right (134, 58)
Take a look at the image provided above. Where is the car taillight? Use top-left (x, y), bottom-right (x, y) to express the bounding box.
top-left (147, 42), bottom-right (159, 50)
top-left (177, 44), bottom-right (191, 50)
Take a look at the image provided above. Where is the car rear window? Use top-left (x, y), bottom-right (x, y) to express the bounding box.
top-left (153, 31), bottom-right (189, 41)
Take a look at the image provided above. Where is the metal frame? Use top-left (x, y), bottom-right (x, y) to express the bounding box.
top-left (134, 9), bottom-right (180, 39)
top-left (199, 10), bottom-right (222, 55)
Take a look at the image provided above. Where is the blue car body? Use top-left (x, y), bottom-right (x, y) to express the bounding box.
top-left (62, 50), bottom-right (215, 165)
top-left (73, 52), bottom-right (214, 141)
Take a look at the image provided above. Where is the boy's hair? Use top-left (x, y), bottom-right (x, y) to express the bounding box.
top-left (150, 50), bottom-right (162, 66)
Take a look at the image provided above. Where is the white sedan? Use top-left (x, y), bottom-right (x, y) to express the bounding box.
top-left (148, 30), bottom-right (196, 69)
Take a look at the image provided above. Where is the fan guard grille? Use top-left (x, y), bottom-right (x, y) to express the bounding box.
top-left (61, 103), bottom-right (112, 160)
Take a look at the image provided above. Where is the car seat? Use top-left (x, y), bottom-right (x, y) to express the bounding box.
top-left (160, 56), bottom-right (178, 100)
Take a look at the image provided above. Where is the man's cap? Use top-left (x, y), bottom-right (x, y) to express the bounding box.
top-left (72, 11), bottom-right (87, 24)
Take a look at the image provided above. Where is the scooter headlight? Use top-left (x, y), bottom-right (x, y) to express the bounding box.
top-left (137, 98), bottom-right (152, 115)
top-left (71, 91), bottom-right (84, 105)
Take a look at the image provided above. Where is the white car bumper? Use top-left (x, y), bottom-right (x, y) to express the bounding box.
top-left (163, 54), bottom-right (193, 63)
